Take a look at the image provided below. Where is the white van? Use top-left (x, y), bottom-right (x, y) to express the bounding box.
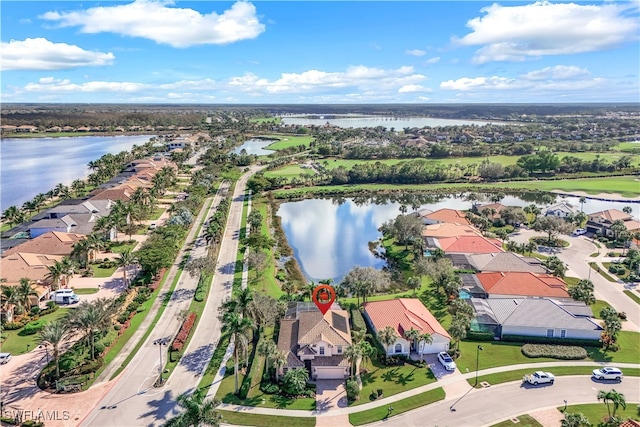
top-left (51, 289), bottom-right (80, 305)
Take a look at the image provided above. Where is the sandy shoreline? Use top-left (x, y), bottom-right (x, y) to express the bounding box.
top-left (551, 190), bottom-right (640, 203)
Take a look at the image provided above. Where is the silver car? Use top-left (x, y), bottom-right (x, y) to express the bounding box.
top-left (0, 353), bottom-right (11, 364)
top-left (592, 367), bottom-right (623, 381)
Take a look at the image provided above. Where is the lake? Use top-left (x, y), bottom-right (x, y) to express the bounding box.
top-left (1, 135), bottom-right (155, 209)
top-left (280, 115), bottom-right (511, 129)
top-left (277, 194), bottom-right (639, 283)
top-left (231, 138), bottom-right (275, 156)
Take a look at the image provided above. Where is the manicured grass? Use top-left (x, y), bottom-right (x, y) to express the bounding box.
top-left (624, 290), bottom-right (640, 305)
top-left (72, 288), bottom-right (99, 295)
top-left (470, 367), bottom-right (640, 388)
top-left (590, 262), bottom-right (617, 282)
top-left (149, 207), bottom-right (166, 220)
top-left (217, 411), bottom-right (315, 427)
top-left (491, 414), bottom-right (543, 427)
top-left (348, 387), bottom-right (445, 426)
top-left (0, 308), bottom-right (70, 355)
top-left (247, 198), bottom-right (283, 299)
top-left (264, 165), bottom-right (313, 179)
top-left (194, 332), bottom-right (230, 398)
top-left (586, 331), bottom-right (640, 364)
top-left (108, 242), bottom-right (137, 253)
top-left (260, 134), bottom-right (314, 150)
top-left (590, 300), bottom-right (614, 319)
top-left (90, 264), bottom-right (116, 278)
top-left (563, 403), bottom-right (640, 425)
top-left (456, 341), bottom-right (558, 373)
top-left (351, 360), bottom-right (437, 407)
top-left (249, 117), bottom-right (282, 124)
top-left (106, 270), bottom-right (177, 381)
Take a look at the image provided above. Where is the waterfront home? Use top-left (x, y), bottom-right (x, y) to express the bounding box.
top-left (470, 297), bottom-right (602, 341)
top-left (421, 222), bottom-right (482, 240)
top-left (543, 202), bottom-right (576, 218)
top-left (363, 298), bottom-right (450, 356)
top-left (586, 208), bottom-right (640, 237)
top-left (427, 235), bottom-right (503, 255)
top-left (1, 231), bottom-right (84, 258)
top-left (418, 208), bottom-right (472, 226)
top-left (460, 272), bottom-right (570, 299)
top-left (277, 302), bottom-right (351, 380)
top-left (446, 252), bottom-right (546, 273)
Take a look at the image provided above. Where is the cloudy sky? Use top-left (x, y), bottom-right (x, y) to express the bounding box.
top-left (1, 1), bottom-right (638, 103)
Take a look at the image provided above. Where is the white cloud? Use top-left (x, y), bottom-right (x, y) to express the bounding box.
top-left (425, 57), bottom-right (440, 64)
top-left (24, 77), bottom-right (146, 92)
top-left (521, 65), bottom-right (590, 81)
top-left (398, 84), bottom-right (430, 93)
top-left (1, 38), bottom-right (114, 71)
top-left (40, 0), bottom-right (265, 48)
top-left (440, 76), bottom-right (517, 91)
top-left (455, 1), bottom-right (639, 63)
top-left (406, 49), bottom-right (426, 56)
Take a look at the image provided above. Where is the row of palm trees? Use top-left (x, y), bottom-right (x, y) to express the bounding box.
top-left (1, 278), bottom-right (39, 316)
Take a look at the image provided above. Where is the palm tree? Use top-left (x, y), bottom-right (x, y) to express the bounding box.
top-left (271, 350), bottom-right (287, 382)
top-left (597, 389), bottom-right (626, 419)
top-left (46, 260), bottom-right (67, 291)
top-left (406, 276), bottom-right (421, 297)
top-left (16, 278), bottom-right (38, 312)
top-left (164, 393), bottom-right (221, 427)
top-left (39, 320), bottom-right (71, 379)
top-left (403, 327), bottom-right (420, 354)
top-left (344, 342), bottom-right (364, 379)
top-left (418, 333), bottom-right (433, 362)
top-left (1, 285), bottom-right (21, 315)
top-left (116, 249), bottom-right (138, 287)
top-left (2, 205), bottom-right (25, 228)
top-left (68, 299), bottom-right (115, 359)
top-left (579, 197), bottom-right (586, 212)
top-left (257, 339), bottom-right (277, 379)
top-left (221, 311), bottom-right (253, 395)
top-left (377, 326), bottom-right (397, 355)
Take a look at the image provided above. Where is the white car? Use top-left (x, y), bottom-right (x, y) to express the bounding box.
top-left (0, 353), bottom-right (11, 364)
top-left (592, 367), bottom-right (623, 381)
top-left (572, 228), bottom-right (586, 236)
top-left (523, 371), bottom-right (555, 385)
top-left (437, 351), bottom-right (456, 371)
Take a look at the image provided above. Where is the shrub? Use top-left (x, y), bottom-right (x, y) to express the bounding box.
top-left (46, 301), bottom-right (56, 309)
top-left (521, 344), bottom-right (587, 360)
top-left (2, 321), bottom-right (27, 330)
top-left (259, 382), bottom-right (280, 395)
top-left (21, 319), bottom-right (47, 335)
top-left (0, 416), bottom-right (17, 425)
top-left (369, 390), bottom-right (378, 401)
top-left (502, 334), bottom-right (599, 347)
top-left (125, 301), bottom-right (139, 313)
top-left (377, 388), bottom-right (384, 397)
top-left (171, 312), bottom-right (197, 351)
top-left (30, 306), bottom-right (41, 316)
top-left (76, 357), bottom-right (104, 375)
top-left (39, 305), bottom-right (59, 316)
top-left (59, 357), bottom-right (78, 372)
top-left (466, 331), bottom-right (495, 341)
top-left (114, 324), bottom-right (121, 331)
top-left (350, 308), bottom-right (367, 331)
top-left (346, 379), bottom-right (360, 403)
top-left (21, 421), bottom-right (45, 427)
top-left (282, 368), bottom-right (309, 396)
top-left (93, 343), bottom-right (106, 358)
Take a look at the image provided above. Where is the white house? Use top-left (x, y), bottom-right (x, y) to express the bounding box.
top-left (363, 298), bottom-right (450, 356)
top-left (544, 202), bottom-right (576, 218)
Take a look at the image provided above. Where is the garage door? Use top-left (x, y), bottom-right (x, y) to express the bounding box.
top-left (315, 367), bottom-right (346, 379)
top-left (421, 342), bottom-right (448, 354)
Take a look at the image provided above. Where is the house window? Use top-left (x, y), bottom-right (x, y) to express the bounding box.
top-left (337, 345), bottom-right (342, 354)
top-left (319, 347), bottom-right (325, 355)
top-left (560, 330), bottom-right (566, 338)
top-left (546, 329), bottom-right (554, 338)
top-left (394, 343), bottom-right (402, 353)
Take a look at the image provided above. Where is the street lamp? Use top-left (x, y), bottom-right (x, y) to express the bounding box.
top-left (153, 337), bottom-right (170, 386)
top-left (474, 345), bottom-right (483, 387)
top-left (39, 345), bottom-right (49, 363)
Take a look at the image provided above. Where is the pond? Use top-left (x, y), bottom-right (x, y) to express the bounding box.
top-left (277, 193), bottom-right (639, 284)
top-left (280, 114), bottom-right (513, 129)
top-left (231, 138), bottom-right (275, 156)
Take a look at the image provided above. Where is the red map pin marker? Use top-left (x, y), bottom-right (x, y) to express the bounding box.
top-left (312, 285), bottom-right (336, 315)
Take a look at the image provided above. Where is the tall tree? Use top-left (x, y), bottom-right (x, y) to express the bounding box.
top-left (340, 266), bottom-right (390, 305)
top-left (68, 298), bottom-right (115, 359)
top-left (403, 327), bottom-right (420, 353)
top-left (533, 216), bottom-right (573, 244)
top-left (377, 326), bottom-right (397, 355)
top-left (39, 320), bottom-right (71, 379)
top-left (597, 389), bottom-right (626, 419)
top-left (600, 307), bottom-right (622, 348)
top-left (568, 279), bottom-right (595, 304)
top-left (221, 311), bottom-right (253, 395)
top-left (116, 249), bottom-right (138, 287)
top-left (15, 278), bottom-right (38, 312)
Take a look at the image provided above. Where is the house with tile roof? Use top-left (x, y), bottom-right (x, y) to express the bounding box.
top-left (277, 302), bottom-right (351, 380)
top-left (446, 252), bottom-right (546, 273)
top-left (469, 297), bottom-right (602, 341)
top-left (428, 235), bottom-right (504, 254)
top-left (418, 208), bottom-right (472, 226)
top-left (1, 231), bottom-right (85, 258)
top-left (543, 202), bottom-right (576, 218)
top-left (586, 208), bottom-right (640, 237)
top-left (460, 272), bottom-right (570, 299)
top-left (363, 298), bottom-right (450, 356)
top-left (421, 222), bottom-right (482, 239)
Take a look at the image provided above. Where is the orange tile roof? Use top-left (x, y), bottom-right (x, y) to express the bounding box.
top-left (424, 208), bottom-right (471, 225)
top-left (0, 252), bottom-right (63, 284)
top-left (589, 209), bottom-right (632, 222)
top-left (421, 223), bottom-right (482, 238)
top-left (364, 298), bottom-right (450, 339)
top-left (476, 272), bottom-right (569, 298)
top-left (2, 232), bottom-right (84, 257)
top-left (437, 235), bottom-right (504, 254)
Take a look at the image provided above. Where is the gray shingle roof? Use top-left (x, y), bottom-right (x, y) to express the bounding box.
top-left (490, 298), bottom-right (601, 331)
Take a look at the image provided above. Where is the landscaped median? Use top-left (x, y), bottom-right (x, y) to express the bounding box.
top-left (349, 387), bottom-right (445, 426)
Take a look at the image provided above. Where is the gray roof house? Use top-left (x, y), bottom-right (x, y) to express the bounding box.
top-left (447, 252), bottom-right (546, 273)
top-left (28, 199), bottom-right (113, 238)
top-left (544, 202), bottom-right (576, 218)
top-left (470, 297), bottom-right (602, 341)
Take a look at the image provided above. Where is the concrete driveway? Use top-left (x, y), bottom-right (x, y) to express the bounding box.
top-left (315, 379), bottom-right (348, 412)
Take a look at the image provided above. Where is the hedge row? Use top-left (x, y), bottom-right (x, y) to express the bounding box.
top-left (521, 343), bottom-right (587, 360)
top-left (350, 308), bottom-right (367, 331)
top-left (466, 331), bottom-right (495, 341)
top-left (502, 334), bottom-right (600, 347)
top-left (172, 312), bottom-right (197, 351)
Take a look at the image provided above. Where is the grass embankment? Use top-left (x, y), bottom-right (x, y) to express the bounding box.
top-left (471, 367), bottom-right (640, 388)
top-left (217, 412), bottom-right (315, 427)
top-left (260, 134), bottom-right (314, 150)
top-left (491, 415), bottom-right (543, 427)
top-left (247, 197), bottom-right (284, 299)
top-left (589, 262), bottom-right (617, 282)
top-left (0, 309), bottom-right (70, 355)
top-left (563, 403), bottom-right (640, 425)
top-left (348, 387), bottom-right (446, 426)
top-left (624, 290), bottom-right (640, 305)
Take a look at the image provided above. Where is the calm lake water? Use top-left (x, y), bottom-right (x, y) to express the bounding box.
top-left (1, 135), bottom-right (154, 209)
top-left (280, 115), bottom-right (510, 129)
top-left (231, 138), bottom-right (275, 156)
top-left (278, 194), bottom-right (639, 283)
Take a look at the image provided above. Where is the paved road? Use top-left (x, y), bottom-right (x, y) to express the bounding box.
top-left (82, 166), bottom-right (261, 426)
top-left (367, 376), bottom-right (640, 427)
top-left (509, 229), bottom-right (640, 330)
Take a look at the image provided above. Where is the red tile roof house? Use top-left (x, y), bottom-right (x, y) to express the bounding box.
top-left (418, 208), bottom-right (472, 226)
top-left (277, 302), bottom-right (352, 380)
top-left (586, 208), bottom-right (639, 237)
top-left (461, 272), bottom-right (570, 300)
top-left (431, 235), bottom-right (504, 254)
top-left (363, 299), bottom-right (451, 356)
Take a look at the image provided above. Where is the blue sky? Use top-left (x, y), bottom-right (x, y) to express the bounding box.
top-left (1, 1), bottom-right (639, 104)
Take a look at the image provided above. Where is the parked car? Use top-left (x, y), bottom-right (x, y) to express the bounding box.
top-left (148, 223), bottom-right (157, 230)
top-left (0, 353), bottom-right (11, 364)
top-left (437, 351), bottom-right (456, 371)
top-left (523, 371), bottom-right (555, 385)
top-left (592, 367), bottom-right (623, 381)
top-left (572, 228), bottom-right (586, 236)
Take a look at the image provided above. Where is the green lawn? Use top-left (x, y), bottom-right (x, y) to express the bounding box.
top-left (90, 264), bottom-right (117, 278)
top-left (148, 207), bottom-right (166, 220)
top-left (590, 300), bottom-right (614, 319)
top-left (260, 134), bottom-right (314, 150)
top-left (471, 367), bottom-right (640, 388)
top-left (624, 290), bottom-right (640, 305)
top-left (217, 411), bottom-right (315, 427)
top-left (563, 403), bottom-right (640, 425)
top-left (108, 242), bottom-right (137, 253)
top-left (264, 165), bottom-right (313, 179)
top-left (348, 387), bottom-right (445, 426)
top-left (72, 288), bottom-right (99, 295)
top-left (249, 117), bottom-right (283, 124)
top-left (0, 308), bottom-right (70, 355)
top-left (491, 414), bottom-right (543, 427)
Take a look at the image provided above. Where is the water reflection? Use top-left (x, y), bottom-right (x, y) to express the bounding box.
top-left (231, 138), bottom-right (275, 156)
top-left (278, 193), bottom-right (639, 284)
